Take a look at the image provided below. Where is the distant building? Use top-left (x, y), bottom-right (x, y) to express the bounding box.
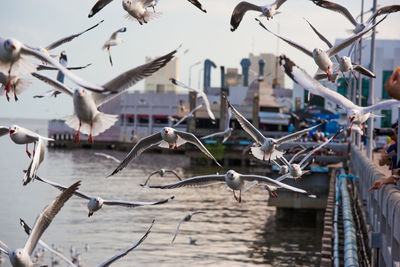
top-left (248, 53), bottom-right (285, 88)
top-left (291, 39), bottom-right (400, 128)
top-left (144, 57), bottom-right (179, 93)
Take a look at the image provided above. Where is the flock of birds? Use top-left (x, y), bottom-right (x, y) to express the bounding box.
top-left (1, 0), bottom-right (400, 266)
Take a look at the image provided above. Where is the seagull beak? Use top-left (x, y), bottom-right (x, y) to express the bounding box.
top-left (78, 91), bottom-right (83, 97)
top-left (165, 130), bottom-right (168, 134)
top-left (9, 129), bottom-right (15, 135)
top-left (10, 45), bottom-right (16, 50)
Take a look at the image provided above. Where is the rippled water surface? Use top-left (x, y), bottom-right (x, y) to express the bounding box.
top-left (0, 118), bottom-right (322, 266)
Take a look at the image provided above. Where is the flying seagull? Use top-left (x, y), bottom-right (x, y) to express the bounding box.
top-left (279, 55), bottom-right (400, 134)
top-left (173, 104), bottom-right (203, 127)
top-left (0, 181), bottom-right (80, 267)
top-left (32, 48), bottom-right (177, 143)
top-left (110, 127), bottom-right (222, 176)
top-left (170, 78), bottom-right (216, 123)
top-left (122, 0), bottom-right (162, 25)
top-left (227, 98), bottom-right (323, 162)
top-left (141, 168), bottom-right (183, 187)
top-left (103, 27), bottom-right (127, 66)
top-left (35, 175), bottom-right (174, 217)
top-left (201, 107), bottom-right (233, 143)
top-left (256, 16), bottom-right (384, 81)
top-left (310, 0), bottom-right (400, 34)
top-left (230, 0), bottom-right (287, 31)
top-left (171, 211), bottom-right (205, 243)
top-left (147, 169), bottom-right (316, 203)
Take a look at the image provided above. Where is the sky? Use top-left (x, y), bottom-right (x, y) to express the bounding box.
top-left (1, 0), bottom-right (400, 119)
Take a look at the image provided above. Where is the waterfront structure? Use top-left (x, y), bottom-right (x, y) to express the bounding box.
top-left (144, 57), bottom-right (179, 93)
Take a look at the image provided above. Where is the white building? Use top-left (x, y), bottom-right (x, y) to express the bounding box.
top-left (144, 57), bottom-right (179, 93)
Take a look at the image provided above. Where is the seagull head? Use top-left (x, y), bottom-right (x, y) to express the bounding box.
top-left (9, 125), bottom-right (18, 135)
top-left (162, 127), bottom-right (173, 136)
top-left (226, 170), bottom-right (237, 180)
top-left (4, 38), bottom-right (19, 53)
top-left (312, 48), bottom-right (323, 57)
top-left (75, 88), bottom-right (85, 97)
top-left (122, 0), bottom-right (131, 9)
top-left (158, 168), bottom-right (166, 176)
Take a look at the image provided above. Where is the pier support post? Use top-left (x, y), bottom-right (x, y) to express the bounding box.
top-left (220, 88), bottom-right (228, 131)
top-left (252, 93), bottom-right (259, 129)
top-left (188, 91), bottom-right (197, 132)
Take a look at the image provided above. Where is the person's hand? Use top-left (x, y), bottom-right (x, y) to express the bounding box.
top-left (369, 179), bottom-right (385, 191)
top-left (385, 70), bottom-right (400, 99)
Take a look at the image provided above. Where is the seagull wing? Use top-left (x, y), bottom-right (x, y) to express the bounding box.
top-left (187, 0), bottom-right (207, 13)
top-left (98, 220), bottom-right (154, 267)
top-left (0, 126), bottom-right (9, 137)
top-left (141, 170), bottom-right (162, 187)
top-left (366, 5), bottom-right (400, 25)
top-left (200, 131), bottom-right (225, 140)
top-left (24, 181), bottom-right (80, 256)
top-left (21, 45), bottom-right (104, 92)
top-left (299, 129), bottom-right (342, 167)
top-left (45, 20), bottom-right (104, 51)
top-left (360, 99), bottom-right (400, 114)
top-left (352, 64), bottom-right (375, 78)
top-left (230, 1), bottom-right (262, 31)
top-left (88, 0), bottom-right (114, 17)
top-left (327, 16), bottom-right (386, 57)
top-left (198, 91), bottom-right (216, 121)
top-left (225, 107), bottom-right (232, 130)
top-left (103, 196), bottom-right (174, 207)
top-left (171, 217), bottom-right (186, 243)
top-left (31, 72), bottom-right (74, 97)
top-left (276, 122), bottom-right (322, 144)
top-left (0, 240), bottom-right (10, 255)
top-left (311, 0), bottom-right (357, 26)
top-left (288, 147), bottom-right (309, 164)
top-left (35, 175), bottom-right (91, 200)
top-left (94, 49), bottom-right (177, 107)
top-left (23, 137), bottom-right (45, 185)
top-left (110, 133), bottom-right (163, 176)
top-left (173, 104), bottom-right (203, 127)
top-left (175, 130), bottom-right (221, 167)
top-left (240, 174), bottom-right (316, 197)
top-left (279, 55), bottom-right (357, 111)
top-left (227, 99), bottom-right (265, 145)
top-left (19, 219), bottom-right (75, 267)
top-left (256, 18), bottom-right (313, 57)
top-left (273, 0), bottom-right (287, 9)
top-left (36, 63), bottom-right (92, 71)
top-left (94, 152), bottom-right (121, 163)
top-left (148, 175), bottom-right (226, 189)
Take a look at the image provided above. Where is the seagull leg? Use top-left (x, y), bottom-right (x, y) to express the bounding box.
top-left (12, 84), bottom-right (18, 101)
top-left (351, 71), bottom-right (359, 81)
top-left (271, 191), bottom-right (278, 198)
top-left (233, 190), bottom-right (239, 202)
top-left (26, 144), bottom-right (31, 158)
top-left (341, 72), bottom-right (349, 86)
top-left (88, 121), bottom-right (94, 144)
top-left (263, 153), bottom-right (265, 161)
top-left (169, 143), bottom-right (173, 149)
top-left (152, 6), bottom-right (155, 12)
top-left (107, 46), bottom-right (113, 67)
top-left (32, 141), bottom-right (36, 157)
top-left (239, 190), bottom-right (242, 203)
top-left (327, 70), bottom-right (332, 82)
top-left (174, 143), bottom-right (178, 150)
top-left (88, 211), bottom-right (93, 217)
top-left (138, 20), bottom-right (143, 25)
top-left (74, 120), bottom-right (81, 143)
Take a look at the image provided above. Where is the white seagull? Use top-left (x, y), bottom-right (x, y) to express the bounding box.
top-left (0, 72), bottom-right (31, 101)
top-left (304, 18), bottom-right (375, 83)
top-left (35, 175), bottom-right (174, 217)
top-left (98, 220), bottom-right (154, 267)
top-left (311, 0), bottom-right (400, 34)
top-left (256, 16), bottom-right (384, 81)
top-left (122, 0), bottom-right (162, 25)
top-left (201, 107), bottom-right (233, 143)
top-left (227, 99), bottom-right (323, 162)
top-left (148, 169), bottom-right (316, 203)
top-left (171, 211), bottom-right (205, 243)
top-left (0, 181), bottom-right (80, 267)
top-left (271, 146), bottom-right (310, 175)
top-left (141, 168), bottom-right (183, 187)
top-left (1, 125), bottom-right (52, 185)
top-left (32, 48), bottom-right (177, 143)
top-left (19, 219), bottom-right (76, 267)
top-left (170, 78), bottom-right (216, 123)
top-left (0, 36), bottom-right (105, 96)
top-left (279, 55), bottom-right (400, 134)
top-left (230, 0), bottom-right (287, 31)
top-left (110, 126), bottom-right (222, 176)
top-left (102, 27), bottom-right (127, 67)
top-left (173, 104), bottom-right (203, 127)
top-left (277, 129), bottom-right (342, 182)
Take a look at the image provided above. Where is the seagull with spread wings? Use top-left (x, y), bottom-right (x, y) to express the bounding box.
top-left (279, 55), bottom-right (400, 134)
top-left (200, 107), bottom-right (233, 143)
top-left (230, 0), bottom-right (287, 31)
top-left (310, 0), bottom-right (400, 34)
top-left (147, 170), bottom-right (316, 203)
top-left (256, 16), bottom-right (384, 81)
top-left (227, 98), bottom-right (323, 162)
top-left (35, 175), bottom-right (174, 217)
top-left (171, 211), bottom-right (205, 243)
top-left (141, 168), bottom-right (183, 187)
top-left (32, 48), bottom-right (177, 143)
top-left (102, 27), bottom-right (127, 67)
top-left (0, 181), bottom-right (80, 267)
top-left (110, 126), bottom-right (222, 176)
top-left (170, 78), bottom-right (216, 123)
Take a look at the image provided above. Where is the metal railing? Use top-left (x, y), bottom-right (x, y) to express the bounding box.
top-left (350, 144), bottom-right (400, 266)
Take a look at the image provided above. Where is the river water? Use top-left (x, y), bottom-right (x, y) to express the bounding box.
top-left (0, 118), bottom-right (322, 266)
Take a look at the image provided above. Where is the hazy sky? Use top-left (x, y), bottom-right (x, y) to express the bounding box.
top-left (1, 0), bottom-right (399, 119)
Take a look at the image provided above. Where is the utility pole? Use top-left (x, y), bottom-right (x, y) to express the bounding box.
top-left (366, 0), bottom-right (377, 159)
top-left (357, 0), bottom-right (364, 148)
